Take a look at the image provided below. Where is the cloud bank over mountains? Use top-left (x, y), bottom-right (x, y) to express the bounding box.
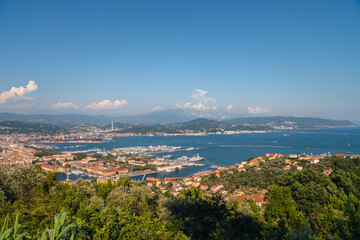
top-left (247, 106), bottom-right (271, 114)
top-left (0, 82), bottom-right (273, 118)
top-left (50, 99), bottom-right (128, 111)
top-left (176, 89), bottom-right (219, 114)
top-left (50, 102), bottom-right (80, 109)
top-left (174, 89), bottom-right (238, 118)
top-left (86, 99), bottom-right (128, 111)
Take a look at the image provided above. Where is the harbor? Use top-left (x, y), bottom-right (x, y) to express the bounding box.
top-left (47, 127), bottom-right (360, 182)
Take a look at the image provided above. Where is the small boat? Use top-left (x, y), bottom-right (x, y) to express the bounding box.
top-left (189, 154), bottom-right (204, 161)
top-left (177, 156), bottom-right (189, 161)
top-left (163, 154), bottom-right (174, 159)
top-left (70, 170), bottom-right (84, 175)
top-left (182, 162), bottom-right (196, 166)
top-left (284, 134), bottom-right (292, 137)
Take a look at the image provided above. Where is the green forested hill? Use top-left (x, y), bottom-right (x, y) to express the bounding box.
top-left (225, 116), bottom-right (356, 129)
top-left (0, 112), bottom-right (356, 129)
top-left (0, 121), bottom-right (68, 135)
top-left (112, 116), bottom-right (355, 134)
top-left (113, 118), bottom-right (273, 134)
top-left (0, 116), bottom-right (356, 136)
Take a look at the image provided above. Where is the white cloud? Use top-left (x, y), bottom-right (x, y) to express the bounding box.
top-left (247, 106), bottom-right (271, 114)
top-left (226, 105), bottom-right (233, 111)
top-left (152, 106), bottom-right (164, 112)
top-left (176, 89), bottom-right (218, 112)
top-left (50, 102), bottom-right (79, 109)
top-left (191, 89), bottom-right (216, 104)
top-left (0, 80), bottom-right (38, 104)
top-left (86, 99), bottom-right (127, 111)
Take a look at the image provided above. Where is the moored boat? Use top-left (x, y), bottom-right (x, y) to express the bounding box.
top-left (163, 154), bottom-right (174, 159)
top-left (189, 154), bottom-right (204, 161)
top-left (177, 156), bottom-right (189, 161)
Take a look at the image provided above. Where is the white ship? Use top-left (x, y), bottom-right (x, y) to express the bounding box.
top-left (182, 162), bottom-right (196, 166)
top-left (163, 154), bottom-right (174, 159)
top-left (70, 170), bottom-right (84, 175)
top-left (189, 154), bottom-right (204, 161)
top-left (165, 168), bottom-right (177, 172)
top-left (177, 156), bottom-right (189, 161)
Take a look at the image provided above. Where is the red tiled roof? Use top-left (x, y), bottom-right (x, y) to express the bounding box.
top-left (229, 195), bottom-right (265, 204)
top-left (251, 195), bottom-right (264, 202)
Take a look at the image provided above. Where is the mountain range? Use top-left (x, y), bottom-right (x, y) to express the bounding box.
top-left (225, 116), bottom-right (356, 129)
top-left (0, 112), bottom-right (356, 130)
top-left (0, 110), bottom-right (195, 125)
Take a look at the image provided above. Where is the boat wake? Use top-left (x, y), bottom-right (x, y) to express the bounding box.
top-left (218, 145), bottom-right (291, 148)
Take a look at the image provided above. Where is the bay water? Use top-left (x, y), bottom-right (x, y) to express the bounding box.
top-left (55, 127), bottom-right (360, 181)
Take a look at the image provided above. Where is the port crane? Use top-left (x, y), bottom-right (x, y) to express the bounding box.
top-left (65, 170), bottom-right (70, 182)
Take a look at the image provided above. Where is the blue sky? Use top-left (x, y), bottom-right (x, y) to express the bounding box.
top-left (0, 0), bottom-right (359, 121)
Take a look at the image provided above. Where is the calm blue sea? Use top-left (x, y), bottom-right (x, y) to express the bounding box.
top-left (55, 127), bottom-right (360, 181)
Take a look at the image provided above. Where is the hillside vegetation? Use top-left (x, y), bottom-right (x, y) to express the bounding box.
top-left (1, 156), bottom-right (360, 239)
top-left (225, 116), bottom-right (355, 129)
top-left (0, 121), bottom-right (69, 135)
top-left (112, 118), bottom-right (273, 134)
top-left (0, 112), bottom-right (356, 128)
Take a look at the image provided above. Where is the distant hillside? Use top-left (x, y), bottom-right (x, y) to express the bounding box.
top-left (225, 116), bottom-right (356, 129)
top-left (0, 110), bottom-right (196, 125)
top-left (174, 118), bottom-right (224, 130)
top-left (113, 118), bottom-right (273, 134)
top-left (0, 113), bottom-right (114, 126)
top-left (115, 109), bottom-right (196, 124)
top-left (0, 121), bottom-right (69, 135)
top-left (0, 113), bottom-right (356, 130)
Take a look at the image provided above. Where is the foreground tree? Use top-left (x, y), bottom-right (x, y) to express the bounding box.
top-left (264, 186), bottom-right (307, 239)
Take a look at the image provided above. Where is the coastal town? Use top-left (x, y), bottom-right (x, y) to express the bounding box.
top-left (2, 132), bottom-right (359, 207)
top-left (1, 120), bottom-right (359, 240)
top-left (0, 117), bottom-right (276, 145)
top-left (0, 138), bottom-right (205, 177)
top-left (138, 152), bottom-right (360, 205)
top-left (0, 123), bottom-right (272, 182)
top-left (1, 2), bottom-right (358, 238)
top-left (1, 127), bottom-right (212, 177)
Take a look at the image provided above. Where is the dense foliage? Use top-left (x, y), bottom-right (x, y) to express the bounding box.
top-left (1, 156), bottom-right (360, 239)
top-left (0, 121), bottom-right (68, 135)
